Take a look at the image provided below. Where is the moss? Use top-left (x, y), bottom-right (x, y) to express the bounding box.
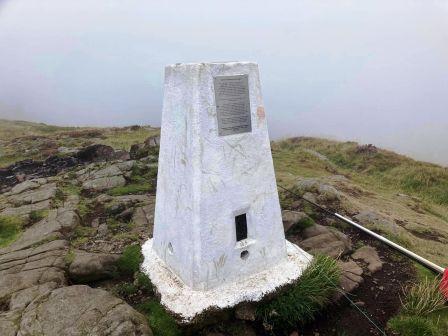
top-left (0, 215), bottom-right (23, 247)
top-left (116, 244), bottom-right (143, 276)
top-left (61, 183), bottom-right (81, 196)
top-left (107, 183), bottom-right (152, 196)
top-left (65, 249), bottom-right (75, 265)
top-left (297, 216), bottom-right (315, 230)
top-left (77, 198), bottom-right (90, 219)
top-left (112, 232), bottom-right (139, 242)
top-left (72, 236), bottom-right (89, 248)
top-left (256, 255), bottom-right (341, 329)
top-left (29, 209), bottom-right (49, 223)
top-left (53, 188), bottom-right (66, 207)
top-left (73, 225), bottom-right (96, 239)
top-left (137, 300), bottom-right (180, 336)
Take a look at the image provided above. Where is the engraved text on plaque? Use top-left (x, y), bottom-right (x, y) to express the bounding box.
top-left (214, 75), bottom-right (252, 136)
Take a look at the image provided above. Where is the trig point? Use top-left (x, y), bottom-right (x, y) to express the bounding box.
top-left (142, 62), bottom-right (311, 322)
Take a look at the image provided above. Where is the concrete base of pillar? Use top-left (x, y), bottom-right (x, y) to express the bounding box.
top-left (141, 239), bottom-right (312, 323)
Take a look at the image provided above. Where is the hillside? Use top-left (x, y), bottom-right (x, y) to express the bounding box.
top-left (0, 119), bottom-right (159, 167)
top-left (0, 120), bottom-right (447, 336)
top-left (273, 137), bottom-right (448, 267)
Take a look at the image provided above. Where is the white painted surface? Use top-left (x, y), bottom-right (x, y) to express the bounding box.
top-left (151, 62), bottom-right (291, 291)
top-left (142, 238), bottom-right (312, 322)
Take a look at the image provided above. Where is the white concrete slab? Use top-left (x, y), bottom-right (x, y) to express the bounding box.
top-left (142, 239), bottom-right (312, 323)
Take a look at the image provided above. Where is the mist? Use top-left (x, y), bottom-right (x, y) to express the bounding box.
top-left (0, 0), bottom-right (447, 165)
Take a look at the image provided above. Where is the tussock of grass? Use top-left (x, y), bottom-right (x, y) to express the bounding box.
top-left (0, 216), bottom-right (23, 247)
top-left (137, 300), bottom-right (180, 336)
top-left (135, 271), bottom-right (153, 293)
top-left (388, 277), bottom-right (448, 336)
top-left (256, 255), bottom-right (341, 328)
top-left (116, 244), bottom-right (143, 276)
top-left (29, 209), bottom-right (48, 224)
top-left (400, 278), bottom-right (447, 316)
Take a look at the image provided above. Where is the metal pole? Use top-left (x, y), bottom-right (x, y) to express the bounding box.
top-left (334, 213), bottom-right (445, 274)
top-left (278, 185), bottom-right (446, 275)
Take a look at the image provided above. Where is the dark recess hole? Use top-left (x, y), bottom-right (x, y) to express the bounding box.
top-left (240, 250), bottom-right (249, 260)
top-left (235, 213), bottom-right (248, 242)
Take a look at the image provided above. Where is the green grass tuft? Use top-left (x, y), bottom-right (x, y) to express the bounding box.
top-left (388, 315), bottom-right (440, 336)
top-left (29, 209), bottom-right (48, 224)
top-left (400, 277), bottom-right (447, 317)
top-left (137, 300), bottom-right (180, 336)
top-left (0, 216), bottom-right (23, 247)
top-left (116, 244), bottom-right (143, 276)
top-left (256, 254), bottom-right (341, 328)
top-left (107, 183), bottom-right (152, 196)
top-left (135, 272), bottom-right (153, 293)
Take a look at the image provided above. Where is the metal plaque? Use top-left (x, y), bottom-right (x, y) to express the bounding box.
top-left (213, 75), bottom-right (252, 136)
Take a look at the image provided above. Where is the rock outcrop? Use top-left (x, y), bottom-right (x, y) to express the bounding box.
top-left (69, 250), bottom-right (120, 282)
top-left (299, 224), bottom-right (352, 258)
top-left (17, 285), bottom-right (152, 336)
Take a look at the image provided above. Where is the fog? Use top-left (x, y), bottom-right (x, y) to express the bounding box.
top-left (0, 0), bottom-right (447, 165)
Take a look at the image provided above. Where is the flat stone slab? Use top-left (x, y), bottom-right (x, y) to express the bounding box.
top-left (17, 285), bottom-right (151, 336)
top-left (142, 239), bottom-right (312, 323)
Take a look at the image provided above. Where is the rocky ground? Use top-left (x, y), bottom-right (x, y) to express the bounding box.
top-left (0, 121), bottom-right (446, 335)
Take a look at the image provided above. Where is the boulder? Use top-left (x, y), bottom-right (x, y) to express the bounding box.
top-left (7, 182), bottom-right (57, 206)
top-left (0, 206), bottom-right (79, 254)
top-left (76, 144), bottom-right (116, 163)
top-left (334, 260), bottom-right (364, 301)
top-left (132, 205), bottom-right (154, 226)
top-left (82, 175), bottom-right (126, 192)
top-left (281, 210), bottom-right (310, 232)
top-left (300, 224), bottom-right (352, 258)
top-left (9, 178), bottom-right (48, 195)
top-left (0, 239), bottom-right (69, 303)
top-left (1, 199), bottom-right (52, 218)
top-left (130, 136), bottom-right (160, 160)
top-left (354, 210), bottom-right (398, 234)
top-left (296, 178), bottom-right (341, 203)
top-left (79, 162), bottom-right (135, 192)
top-left (69, 250), bottom-right (120, 282)
top-left (352, 246), bottom-right (383, 273)
top-left (17, 285), bottom-right (152, 336)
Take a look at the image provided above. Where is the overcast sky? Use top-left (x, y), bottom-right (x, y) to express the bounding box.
top-left (0, 0), bottom-right (447, 165)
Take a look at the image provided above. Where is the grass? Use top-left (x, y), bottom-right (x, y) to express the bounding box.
top-left (388, 277), bottom-right (448, 336)
top-left (400, 278), bottom-right (447, 316)
top-left (135, 271), bottom-right (153, 293)
top-left (0, 216), bottom-right (23, 247)
top-left (0, 119), bottom-right (159, 167)
top-left (65, 249), bottom-right (75, 265)
top-left (107, 162), bottom-right (158, 196)
top-left (256, 255), bottom-right (341, 329)
top-left (112, 232), bottom-right (139, 242)
top-left (116, 244), bottom-right (143, 276)
top-left (137, 300), bottom-right (180, 336)
top-left (288, 216), bottom-right (315, 235)
top-left (276, 137), bottom-right (448, 205)
top-left (107, 183), bottom-right (152, 196)
top-left (388, 316), bottom-right (440, 336)
top-left (28, 209), bottom-right (48, 224)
